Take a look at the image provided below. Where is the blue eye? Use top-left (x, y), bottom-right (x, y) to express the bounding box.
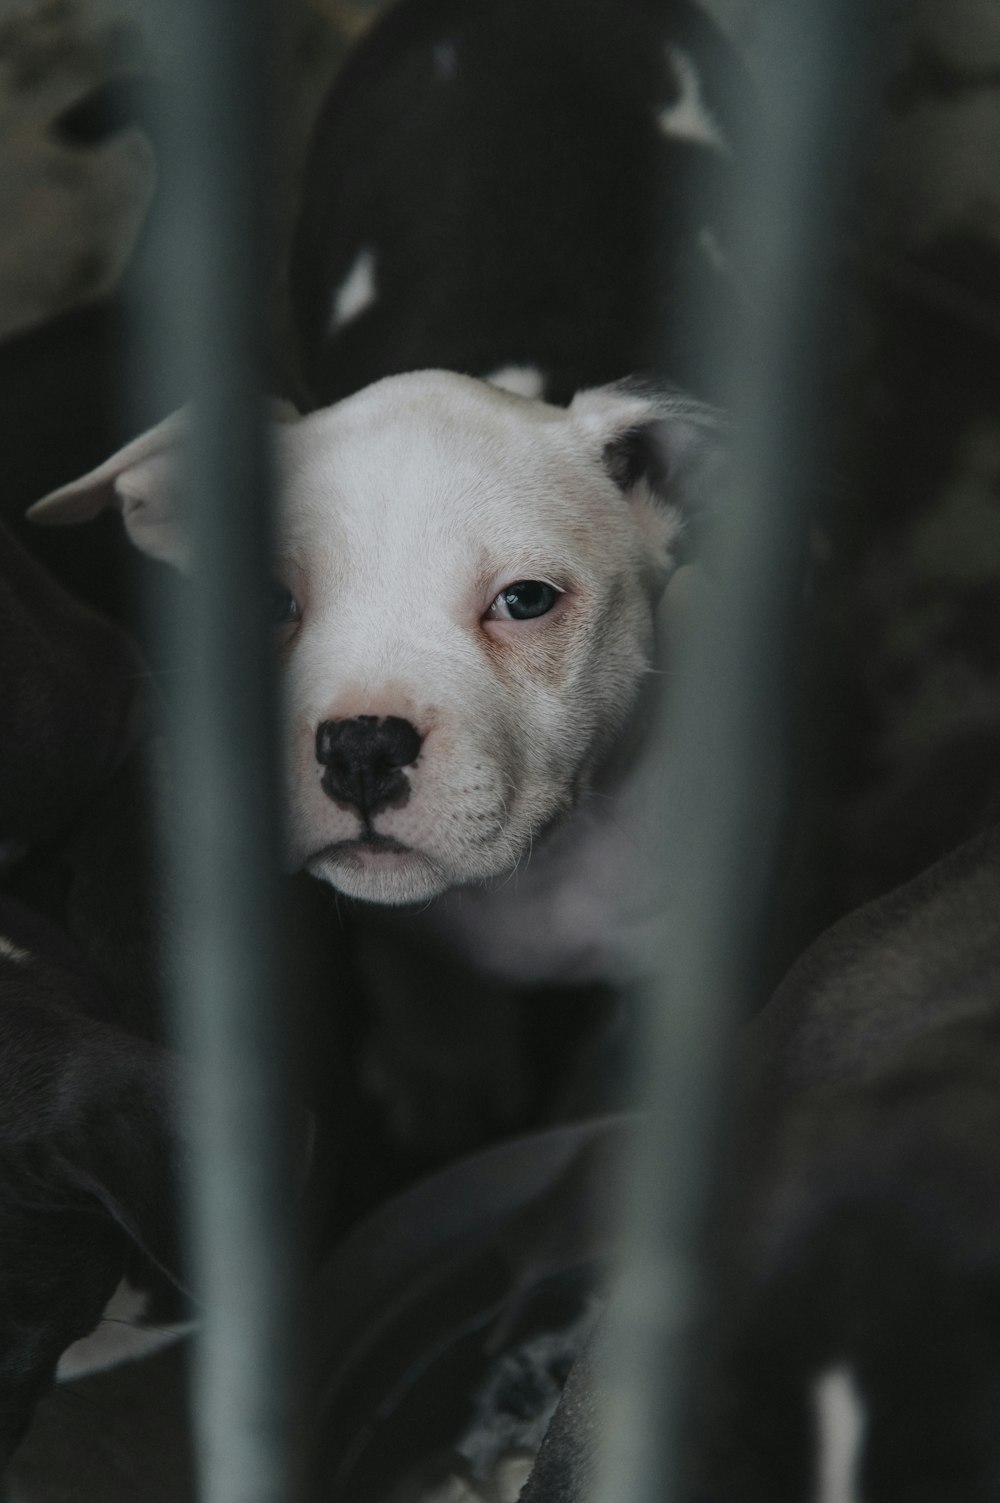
top-left (270, 583), bottom-right (299, 626)
top-left (493, 580), bottom-right (559, 621)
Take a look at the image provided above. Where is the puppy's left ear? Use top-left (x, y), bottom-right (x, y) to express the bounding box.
top-left (569, 382), bottom-right (724, 563)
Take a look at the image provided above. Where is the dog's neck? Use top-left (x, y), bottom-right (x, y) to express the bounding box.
top-left (401, 720), bottom-right (666, 988)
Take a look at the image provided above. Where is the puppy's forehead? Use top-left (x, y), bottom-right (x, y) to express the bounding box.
top-left (276, 372), bottom-right (608, 551)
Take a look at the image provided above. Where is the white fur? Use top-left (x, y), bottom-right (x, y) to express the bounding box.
top-left (812, 1365), bottom-right (866, 1503)
top-left (657, 47), bottom-right (729, 154)
top-left (56, 1278), bottom-right (193, 1382)
top-left (329, 247), bottom-right (378, 332)
top-left (0, 936), bottom-right (31, 964)
top-left (29, 372), bottom-right (714, 976)
top-left (484, 364), bottom-right (546, 400)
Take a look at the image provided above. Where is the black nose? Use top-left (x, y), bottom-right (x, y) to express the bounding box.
top-left (315, 715), bottom-right (422, 817)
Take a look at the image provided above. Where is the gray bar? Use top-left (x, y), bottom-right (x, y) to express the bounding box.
top-left (134, 2), bottom-right (295, 1501)
top-left (597, 4), bottom-right (871, 1500)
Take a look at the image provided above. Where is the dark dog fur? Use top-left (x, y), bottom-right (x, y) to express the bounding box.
top-left (0, 895), bottom-right (184, 1460)
top-left (0, 511), bottom-right (363, 1468)
top-left (0, 520), bottom-right (187, 1463)
top-left (520, 826), bottom-right (1000, 1501)
top-left (292, 0), bottom-right (747, 408)
top-left (702, 824), bottom-right (1000, 1500)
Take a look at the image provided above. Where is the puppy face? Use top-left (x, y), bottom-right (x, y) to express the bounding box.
top-left (30, 371), bottom-right (718, 904)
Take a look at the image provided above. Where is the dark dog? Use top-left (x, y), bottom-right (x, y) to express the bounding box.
top-left (520, 825), bottom-right (1000, 1501)
top-left (0, 894), bottom-right (187, 1461)
top-left (701, 822), bottom-right (1000, 1502)
top-left (0, 519), bottom-right (190, 1463)
top-left (292, 0), bottom-right (746, 407)
top-left (0, 511), bottom-right (366, 1471)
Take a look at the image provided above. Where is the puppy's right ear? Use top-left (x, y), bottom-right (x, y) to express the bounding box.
top-left (27, 410), bottom-right (187, 566)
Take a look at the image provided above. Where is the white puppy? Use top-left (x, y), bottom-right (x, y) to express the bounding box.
top-left (30, 370), bottom-right (718, 983)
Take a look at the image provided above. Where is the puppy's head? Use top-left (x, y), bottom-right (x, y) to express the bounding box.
top-left (30, 371), bottom-right (719, 904)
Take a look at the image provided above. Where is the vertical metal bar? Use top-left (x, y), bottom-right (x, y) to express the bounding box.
top-left (597, 3), bottom-right (872, 1499)
top-left (133, 3), bottom-right (294, 1502)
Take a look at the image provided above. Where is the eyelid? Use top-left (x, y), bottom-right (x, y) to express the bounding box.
top-left (496, 576), bottom-right (566, 598)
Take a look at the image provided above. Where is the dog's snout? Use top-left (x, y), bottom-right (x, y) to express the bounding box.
top-left (315, 715), bottom-right (422, 816)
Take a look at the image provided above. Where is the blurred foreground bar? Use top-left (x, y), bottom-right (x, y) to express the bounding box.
top-left (132, 2), bottom-right (295, 1502)
top-left (597, 4), bottom-right (874, 1501)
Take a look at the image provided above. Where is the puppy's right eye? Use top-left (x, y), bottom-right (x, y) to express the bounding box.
top-left (270, 583), bottom-right (300, 626)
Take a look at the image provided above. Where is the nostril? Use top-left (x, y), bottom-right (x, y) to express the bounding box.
top-left (378, 716), bottom-right (422, 769)
top-left (314, 712), bottom-right (365, 763)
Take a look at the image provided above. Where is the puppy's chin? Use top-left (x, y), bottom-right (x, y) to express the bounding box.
top-left (307, 841), bottom-right (451, 906)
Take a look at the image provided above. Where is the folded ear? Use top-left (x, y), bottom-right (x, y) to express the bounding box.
top-left (569, 381), bottom-right (725, 565)
top-left (27, 399), bottom-right (300, 568)
top-left (27, 410), bottom-right (188, 565)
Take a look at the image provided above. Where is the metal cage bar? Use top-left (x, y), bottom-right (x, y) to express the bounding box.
top-left (135, 3), bottom-right (296, 1502)
top-left (597, 3), bottom-right (872, 1500)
